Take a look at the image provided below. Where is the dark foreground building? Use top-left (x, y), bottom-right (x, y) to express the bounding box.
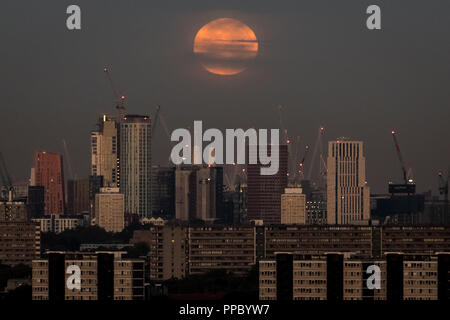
top-left (132, 224), bottom-right (450, 280)
top-left (260, 252), bottom-right (450, 300)
top-left (32, 251), bottom-right (145, 301)
top-left (0, 199), bottom-right (40, 266)
top-left (0, 221), bottom-right (40, 266)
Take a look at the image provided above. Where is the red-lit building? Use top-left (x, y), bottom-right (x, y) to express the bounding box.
top-left (247, 144), bottom-right (288, 225)
top-left (33, 151), bottom-right (65, 215)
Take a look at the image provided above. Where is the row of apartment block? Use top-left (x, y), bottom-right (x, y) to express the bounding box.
top-left (259, 253), bottom-right (450, 301)
top-left (132, 225), bottom-right (256, 280)
top-left (130, 224), bottom-right (450, 281)
top-left (32, 251), bottom-right (145, 301)
top-left (0, 221), bottom-right (40, 266)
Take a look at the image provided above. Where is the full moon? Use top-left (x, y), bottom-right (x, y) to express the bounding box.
top-left (193, 18), bottom-right (258, 76)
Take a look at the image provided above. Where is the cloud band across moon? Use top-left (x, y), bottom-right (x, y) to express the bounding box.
top-left (194, 18), bottom-right (258, 75)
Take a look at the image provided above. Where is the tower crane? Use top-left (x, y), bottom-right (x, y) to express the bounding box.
top-left (103, 67), bottom-right (126, 121)
top-left (389, 130), bottom-right (415, 194)
top-left (159, 113), bottom-right (171, 141)
top-left (298, 145), bottom-right (310, 179)
top-left (151, 105), bottom-right (161, 138)
top-left (307, 125), bottom-right (325, 182)
top-left (150, 105), bottom-right (175, 165)
top-left (318, 126), bottom-right (327, 179)
top-left (151, 105), bottom-right (171, 141)
top-left (392, 130), bottom-right (408, 184)
top-left (289, 136), bottom-right (302, 183)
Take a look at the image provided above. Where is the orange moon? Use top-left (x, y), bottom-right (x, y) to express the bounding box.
top-left (193, 18), bottom-right (258, 76)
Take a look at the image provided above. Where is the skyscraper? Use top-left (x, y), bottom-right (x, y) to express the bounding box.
top-left (195, 166), bottom-right (223, 222)
top-left (247, 145), bottom-right (288, 224)
top-left (174, 165), bottom-right (223, 222)
top-left (33, 151), bottom-right (65, 215)
top-left (175, 166), bottom-right (195, 221)
top-left (326, 139), bottom-right (370, 224)
top-left (222, 182), bottom-right (247, 224)
top-left (91, 115), bottom-right (119, 187)
top-left (151, 165), bottom-right (175, 218)
top-left (281, 188), bottom-right (306, 224)
top-left (120, 115), bottom-right (151, 218)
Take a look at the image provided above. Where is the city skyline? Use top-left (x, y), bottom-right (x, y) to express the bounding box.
top-left (0, 1), bottom-right (449, 195)
top-left (1, 0), bottom-right (450, 307)
top-left (3, 113), bottom-right (448, 196)
top-left (7, 116), bottom-right (448, 197)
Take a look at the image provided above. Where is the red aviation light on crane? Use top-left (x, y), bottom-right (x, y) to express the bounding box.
top-left (391, 130), bottom-right (396, 135)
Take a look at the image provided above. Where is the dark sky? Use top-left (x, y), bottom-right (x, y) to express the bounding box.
top-left (1, 0), bottom-right (449, 194)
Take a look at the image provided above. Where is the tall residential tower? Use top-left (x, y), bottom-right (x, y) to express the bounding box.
top-left (32, 151), bottom-right (65, 215)
top-left (91, 115), bottom-right (119, 187)
top-left (120, 115), bottom-right (152, 218)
